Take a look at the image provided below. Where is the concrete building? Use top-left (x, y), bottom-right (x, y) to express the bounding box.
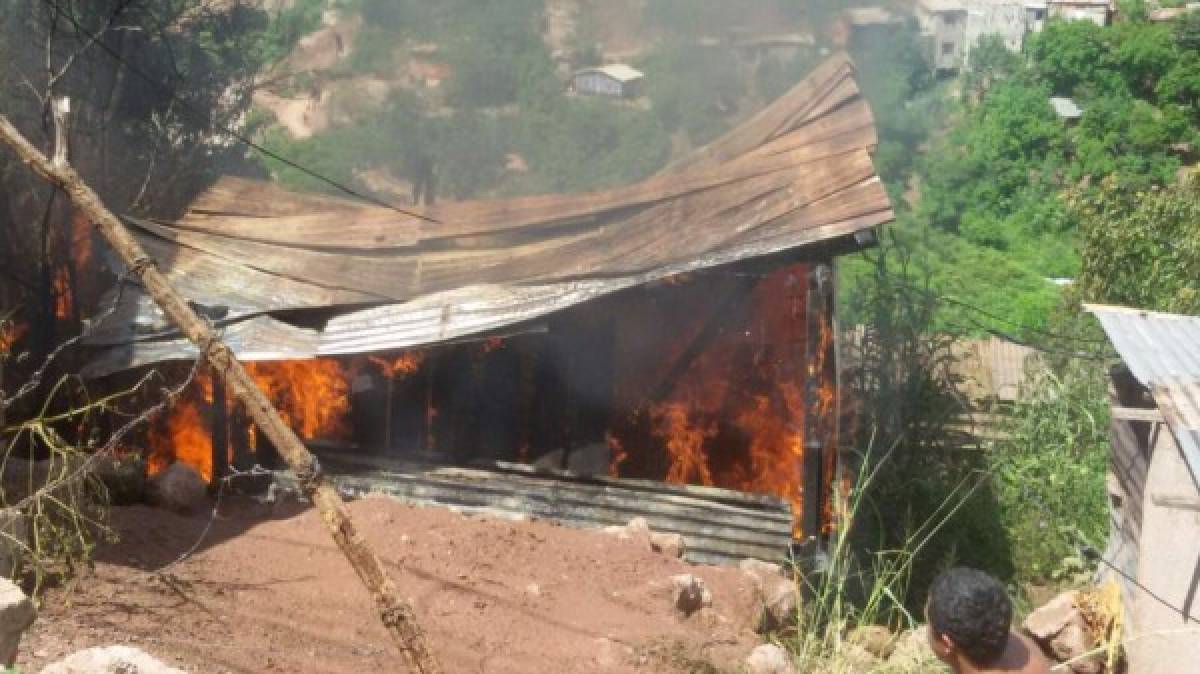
top-left (1088, 305), bottom-right (1200, 674)
top-left (1048, 0), bottom-right (1113, 26)
top-left (570, 64), bottom-right (644, 98)
top-left (916, 0), bottom-right (969, 72)
top-left (915, 0), bottom-right (1112, 72)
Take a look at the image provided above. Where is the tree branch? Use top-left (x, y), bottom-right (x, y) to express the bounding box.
top-left (0, 114), bottom-right (443, 674)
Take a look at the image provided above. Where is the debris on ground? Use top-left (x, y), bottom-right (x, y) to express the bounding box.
top-left (744, 643), bottom-right (796, 674)
top-left (146, 463), bottom-right (207, 514)
top-left (40, 645), bottom-right (184, 674)
top-left (1023, 590), bottom-right (1105, 674)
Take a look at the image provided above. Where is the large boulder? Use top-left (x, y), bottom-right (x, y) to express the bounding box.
top-left (147, 462), bottom-right (207, 514)
top-left (40, 645), bottom-right (184, 674)
top-left (1023, 591), bottom-right (1103, 674)
top-left (744, 643), bottom-right (796, 674)
top-left (0, 578), bottom-right (34, 666)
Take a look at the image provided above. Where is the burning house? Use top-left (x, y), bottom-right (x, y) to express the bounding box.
top-left (85, 55), bottom-right (894, 564)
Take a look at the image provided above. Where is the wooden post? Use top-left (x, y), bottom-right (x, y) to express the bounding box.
top-left (0, 114), bottom-right (442, 674)
top-left (210, 372), bottom-right (228, 485)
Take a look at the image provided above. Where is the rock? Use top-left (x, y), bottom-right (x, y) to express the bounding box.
top-left (648, 531), bottom-right (685, 558)
top-left (603, 517), bottom-right (685, 557)
top-left (758, 578), bottom-right (798, 633)
top-left (1022, 592), bottom-right (1103, 674)
top-left (92, 454), bottom-right (147, 505)
top-left (744, 643), bottom-right (796, 674)
top-left (40, 645), bottom-right (184, 673)
top-left (848, 625), bottom-right (897, 659)
top-left (0, 578), bottom-right (35, 666)
top-left (838, 641), bottom-right (882, 673)
top-left (147, 462), bottom-right (207, 514)
top-left (670, 574), bottom-right (712, 616)
top-left (739, 558), bottom-right (784, 586)
top-left (0, 509), bottom-right (28, 579)
top-left (886, 626), bottom-right (939, 672)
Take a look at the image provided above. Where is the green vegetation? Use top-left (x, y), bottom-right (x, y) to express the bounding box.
top-left (991, 363), bottom-right (1111, 583)
top-left (1075, 174), bottom-right (1200, 313)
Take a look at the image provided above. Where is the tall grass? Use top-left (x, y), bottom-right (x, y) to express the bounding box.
top-left (786, 438), bottom-right (983, 673)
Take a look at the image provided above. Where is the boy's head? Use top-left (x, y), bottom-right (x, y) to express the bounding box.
top-left (926, 567), bottom-right (1012, 667)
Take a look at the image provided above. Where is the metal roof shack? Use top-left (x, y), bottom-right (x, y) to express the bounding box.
top-left (571, 64), bottom-right (644, 98)
top-left (1085, 304), bottom-right (1200, 670)
top-left (1049, 96), bottom-right (1083, 121)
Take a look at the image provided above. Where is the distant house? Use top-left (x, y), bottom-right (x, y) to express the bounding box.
top-left (1087, 305), bottom-right (1200, 674)
top-left (571, 64), bottom-right (644, 99)
top-left (1025, 0), bottom-right (1050, 32)
top-left (916, 0), bottom-right (969, 72)
top-left (1047, 0), bottom-right (1113, 25)
top-left (916, 0), bottom-right (1111, 72)
top-left (1049, 96), bottom-right (1083, 122)
top-left (1150, 2), bottom-right (1200, 22)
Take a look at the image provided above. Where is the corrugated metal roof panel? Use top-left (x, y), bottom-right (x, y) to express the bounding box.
top-left (1085, 304), bottom-right (1200, 489)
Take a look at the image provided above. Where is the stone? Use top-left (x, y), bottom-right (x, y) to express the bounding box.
top-left (648, 531), bottom-right (685, 558)
top-left (92, 454), bottom-right (147, 506)
top-left (886, 626), bottom-right (939, 672)
top-left (147, 462), bottom-right (207, 514)
top-left (739, 558), bottom-right (784, 586)
top-left (744, 643), bottom-right (796, 674)
top-left (838, 641), bottom-right (882, 673)
top-left (40, 645), bottom-right (185, 673)
top-left (670, 574), bottom-right (712, 616)
top-left (847, 625), bottom-right (897, 659)
top-left (758, 578), bottom-right (798, 633)
top-left (0, 578), bottom-right (35, 666)
top-left (0, 509), bottom-right (28, 579)
top-left (1022, 592), bottom-right (1103, 674)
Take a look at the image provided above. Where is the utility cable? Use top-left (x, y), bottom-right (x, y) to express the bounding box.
top-left (36, 0), bottom-right (438, 222)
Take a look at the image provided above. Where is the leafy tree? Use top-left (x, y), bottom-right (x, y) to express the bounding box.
top-left (1075, 174), bottom-right (1200, 313)
top-left (640, 42), bottom-right (744, 146)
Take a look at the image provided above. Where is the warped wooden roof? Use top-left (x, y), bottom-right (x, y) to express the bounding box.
top-left (86, 54), bottom-right (893, 377)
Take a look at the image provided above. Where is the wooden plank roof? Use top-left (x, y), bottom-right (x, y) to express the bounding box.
top-left (85, 53), bottom-right (894, 377)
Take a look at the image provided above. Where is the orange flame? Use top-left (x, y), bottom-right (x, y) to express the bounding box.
top-left (0, 322), bottom-right (28, 355)
top-left (244, 359), bottom-right (354, 440)
top-left (147, 372), bottom-right (216, 481)
top-left (369, 351), bottom-right (424, 379)
top-left (613, 264), bottom-right (829, 536)
top-left (149, 359), bottom-right (356, 482)
top-left (52, 267), bottom-right (72, 320)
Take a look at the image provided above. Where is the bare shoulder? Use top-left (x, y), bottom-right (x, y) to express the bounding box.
top-left (1008, 631), bottom-right (1053, 674)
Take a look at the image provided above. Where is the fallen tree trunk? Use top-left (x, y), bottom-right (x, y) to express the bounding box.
top-left (0, 114), bottom-right (442, 674)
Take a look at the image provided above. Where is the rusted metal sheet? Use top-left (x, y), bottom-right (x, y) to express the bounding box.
top-left (1087, 303), bottom-right (1200, 490)
top-left (87, 53), bottom-right (894, 374)
top-left (284, 454), bottom-right (795, 566)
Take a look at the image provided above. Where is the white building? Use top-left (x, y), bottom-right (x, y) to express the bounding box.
top-left (915, 0), bottom-right (1113, 72)
top-left (570, 64), bottom-right (644, 99)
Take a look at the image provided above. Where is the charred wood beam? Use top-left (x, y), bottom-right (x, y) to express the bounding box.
top-left (0, 115), bottom-right (442, 674)
top-left (210, 372), bottom-right (227, 486)
top-left (648, 274), bottom-right (760, 404)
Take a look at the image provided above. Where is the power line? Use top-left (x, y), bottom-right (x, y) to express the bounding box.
top-left (37, 0), bottom-right (437, 223)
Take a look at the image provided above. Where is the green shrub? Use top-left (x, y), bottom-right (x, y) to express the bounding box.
top-left (990, 360), bottom-right (1110, 584)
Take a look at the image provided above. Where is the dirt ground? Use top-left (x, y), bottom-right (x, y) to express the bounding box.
top-left (19, 494), bottom-right (768, 673)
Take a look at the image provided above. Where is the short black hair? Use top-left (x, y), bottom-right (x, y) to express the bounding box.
top-left (927, 567), bottom-right (1012, 665)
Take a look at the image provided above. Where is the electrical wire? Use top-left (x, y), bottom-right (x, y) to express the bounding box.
top-left (36, 0), bottom-right (438, 222)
